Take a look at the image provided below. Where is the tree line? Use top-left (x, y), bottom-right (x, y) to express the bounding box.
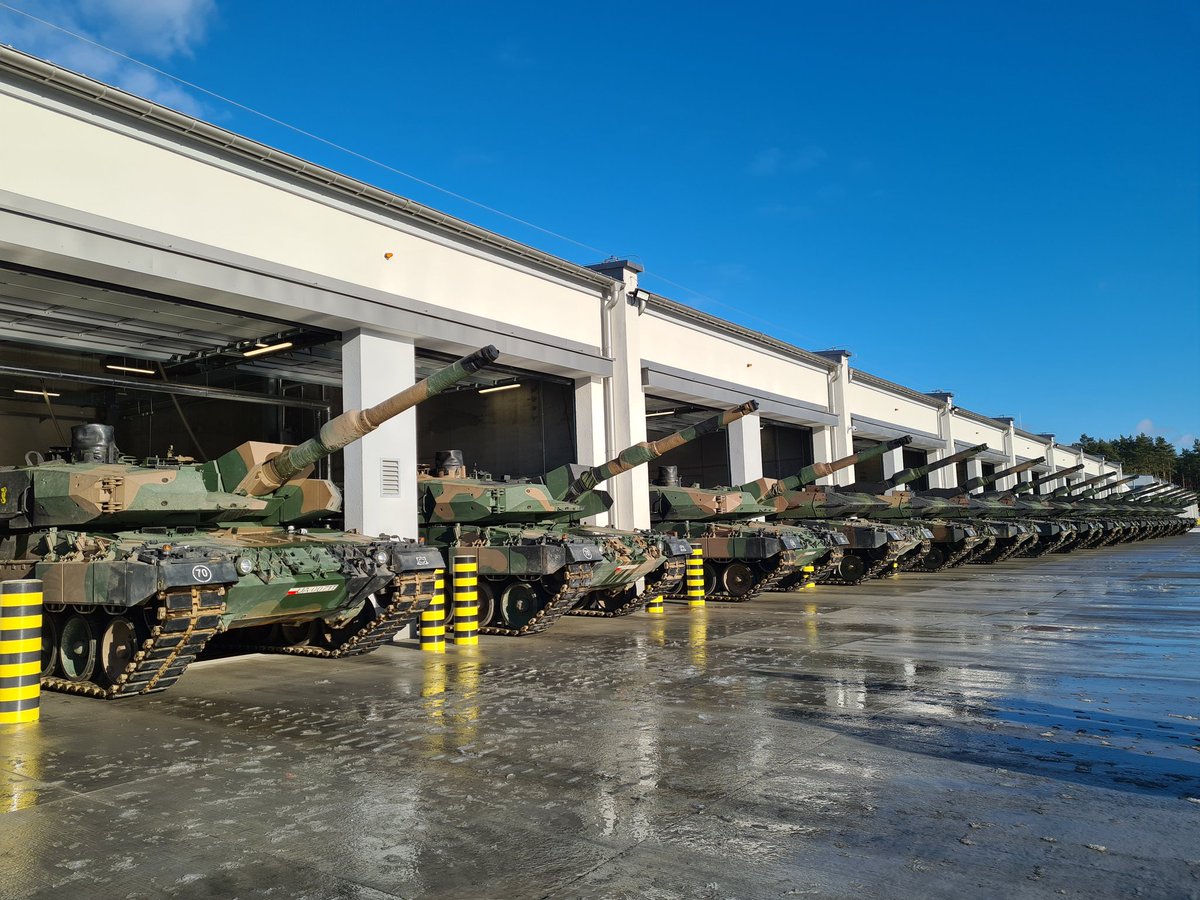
top-left (1077, 433), bottom-right (1200, 489)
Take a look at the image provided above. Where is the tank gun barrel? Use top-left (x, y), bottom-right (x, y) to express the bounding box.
top-left (1053, 472), bottom-right (1114, 497)
top-left (561, 401), bottom-right (758, 501)
top-left (238, 345), bottom-right (500, 496)
top-left (1130, 483), bottom-right (1175, 500)
top-left (962, 456), bottom-right (1045, 493)
top-left (771, 435), bottom-right (912, 493)
top-left (1012, 463), bottom-right (1084, 494)
top-left (1094, 474), bottom-right (1139, 497)
top-left (1141, 488), bottom-right (1189, 505)
top-left (890, 443), bottom-right (987, 487)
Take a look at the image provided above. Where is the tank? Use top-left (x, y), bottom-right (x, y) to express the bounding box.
top-left (739, 437), bottom-right (927, 585)
top-left (1003, 464), bottom-right (1084, 556)
top-left (1042, 473), bottom-right (1122, 550)
top-left (843, 444), bottom-right (992, 572)
top-left (0, 346), bottom-right (501, 698)
top-left (903, 456), bottom-right (1044, 565)
top-left (417, 402), bottom-right (757, 635)
top-left (646, 464), bottom-right (830, 601)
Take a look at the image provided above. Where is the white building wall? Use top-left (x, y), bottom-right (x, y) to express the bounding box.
top-left (1012, 435), bottom-right (1047, 462)
top-left (0, 90), bottom-right (604, 349)
top-left (640, 314), bottom-right (829, 404)
top-left (951, 416), bottom-right (1007, 458)
top-left (847, 380), bottom-right (940, 436)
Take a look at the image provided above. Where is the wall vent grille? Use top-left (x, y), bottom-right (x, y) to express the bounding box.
top-left (380, 458), bottom-right (401, 497)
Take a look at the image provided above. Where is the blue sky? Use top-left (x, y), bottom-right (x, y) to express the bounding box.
top-left (2, 1), bottom-right (1197, 446)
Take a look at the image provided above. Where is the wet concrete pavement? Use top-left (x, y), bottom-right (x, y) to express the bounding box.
top-left (2, 533), bottom-right (1198, 899)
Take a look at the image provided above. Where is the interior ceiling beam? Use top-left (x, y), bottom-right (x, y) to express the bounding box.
top-left (0, 363), bottom-right (331, 412)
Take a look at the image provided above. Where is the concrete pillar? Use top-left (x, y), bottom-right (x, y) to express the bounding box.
top-left (999, 421), bottom-right (1017, 492)
top-left (965, 458), bottom-right (984, 489)
top-left (927, 392), bottom-right (956, 488)
top-left (342, 330), bottom-right (417, 538)
top-left (1040, 435), bottom-right (1057, 494)
top-left (727, 412), bottom-right (763, 485)
top-left (588, 260), bottom-right (649, 529)
top-left (881, 445), bottom-right (905, 486)
top-left (574, 376), bottom-right (609, 525)
top-left (820, 351), bottom-right (853, 486)
top-left (810, 426), bottom-right (838, 485)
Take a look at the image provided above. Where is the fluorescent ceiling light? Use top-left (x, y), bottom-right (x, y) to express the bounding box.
top-left (647, 410), bottom-right (676, 417)
top-left (478, 382), bottom-right (520, 394)
top-left (14, 389), bottom-right (61, 397)
top-left (106, 363), bottom-right (156, 375)
top-left (243, 341), bottom-right (294, 358)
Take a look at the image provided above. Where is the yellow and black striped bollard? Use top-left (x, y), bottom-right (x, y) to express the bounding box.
top-left (420, 568), bottom-right (447, 653)
top-left (802, 564), bottom-right (816, 588)
top-left (0, 579), bottom-right (43, 725)
top-left (687, 545), bottom-right (705, 608)
top-left (646, 593), bottom-right (664, 615)
top-left (452, 552), bottom-right (479, 647)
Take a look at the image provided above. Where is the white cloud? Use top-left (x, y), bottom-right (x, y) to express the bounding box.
top-left (0, 0), bottom-right (216, 114)
top-left (1136, 418), bottom-right (1155, 434)
top-left (747, 144), bottom-right (827, 176)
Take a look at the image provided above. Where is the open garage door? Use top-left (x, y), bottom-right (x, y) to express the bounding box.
top-left (0, 264), bottom-right (338, 469)
top-left (414, 352), bottom-right (576, 480)
top-left (761, 422), bottom-right (814, 480)
top-left (644, 396), bottom-right (730, 487)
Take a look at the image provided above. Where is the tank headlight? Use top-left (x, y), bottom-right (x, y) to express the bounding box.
top-left (373, 550), bottom-right (390, 566)
top-left (235, 556), bottom-right (254, 576)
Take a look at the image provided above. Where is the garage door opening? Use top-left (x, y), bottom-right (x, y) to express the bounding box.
top-left (644, 396), bottom-right (729, 487)
top-left (761, 422), bottom-right (814, 480)
top-left (415, 352), bottom-right (576, 480)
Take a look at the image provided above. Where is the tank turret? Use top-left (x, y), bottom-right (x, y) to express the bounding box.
top-left (750, 436), bottom-right (914, 498)
top-left (555, 401), bottom-right (759, 503)
top-left (1, 347), bottom-right (500, 531)
top-left (416, 402), bottom-right (757, 633)
top-left (422, 401), bottom-right (759, 527)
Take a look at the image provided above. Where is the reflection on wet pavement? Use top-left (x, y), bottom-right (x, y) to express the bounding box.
top-left (1, 534), bottom-right (1197, 899)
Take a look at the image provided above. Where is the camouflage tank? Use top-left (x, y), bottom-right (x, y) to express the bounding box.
top-left (1008, 464), bottom-right (1085, 557)
top-left (1055, 474), bottom-right (1146, 549)
top-left (0, 346), bottom-right (500, 699)
top-left (417, 402), bottom-right (756, 635)
top-left (844, 444), bottom-right (992, 572)
top-left (1044, 472), bottom-right (1122, 550)
top-left (740, 437), bottom-right (929, 586)
top-left (646, 464), bottom-right (829, 601)
top-left (921, 457), bottom-right (1046, 564)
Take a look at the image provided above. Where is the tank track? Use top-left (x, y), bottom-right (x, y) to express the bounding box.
top-left (773, 546), bottom-right (844, 591)
top-left (898, 539), bottom-right (933, 572)
top-left (230, 569), bottom-right (439, 658)
top-left (572, 556), bottom-right (688, 618)
top-left (807, 546), bottom-right (844, 584)
top-left (820, 541), bottom-right (904, 586)
top-left (970, 533), bottom-right (1037, 564)
top-left (647, 556), bottom-right (687, 600)
top-left (912, 540), bottom-right (978, 573)
top-left (713, 549), bottom-right (810, 602)
top-left (480, 562), bottom-right (594, 636)
top-left (958, 534), bottom-right (997, 565)
top-left (42, 586), bottom-right (227, 700)
top-left (1022, 530), bottom-right (1074, 557)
